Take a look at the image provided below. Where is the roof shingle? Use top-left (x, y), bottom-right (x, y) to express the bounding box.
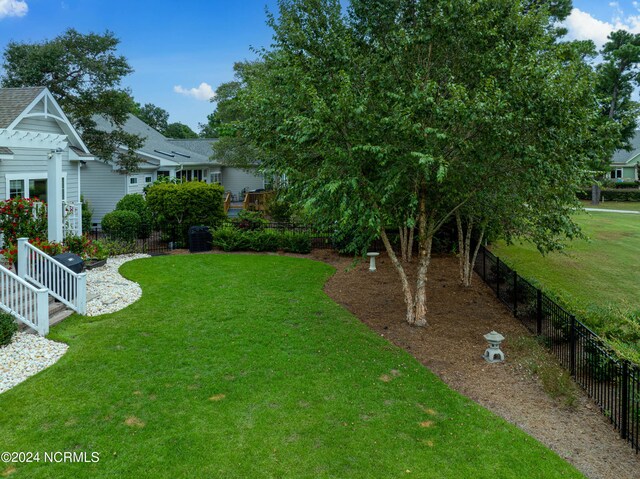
top-left (0, 87), bottom-right (45, 128)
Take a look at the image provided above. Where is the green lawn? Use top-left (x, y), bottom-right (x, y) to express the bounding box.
top-left (493, 203), bottom-right (640, 359)
top-left (0, 255), bottom-right (581, 478)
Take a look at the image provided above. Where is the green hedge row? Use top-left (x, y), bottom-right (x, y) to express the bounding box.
top-left (212, 227), bottom-right (312, 253)
top-left (578, 189), bottom-right (640, 202)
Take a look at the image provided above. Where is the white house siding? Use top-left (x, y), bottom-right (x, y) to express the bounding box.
top-left (221, 167), bottom-right (264, 196)
top-left (126, 171), bottom-right (155, 195)
top-left (0, 147), bottom-right (79, 202)
top-left (14, 116), bottom-right (65, 135)
top-left (81, 161), bottom-right (126, 225)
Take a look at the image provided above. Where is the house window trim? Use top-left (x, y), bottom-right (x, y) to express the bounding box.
top-left (611, 168), bottom-right (624, 179)
top-left (144, 175), bottom-right (153, 184)
top-left (129, 176), bottom-right (138, 185)
top-left (5, 172), bottom-right (67, 201)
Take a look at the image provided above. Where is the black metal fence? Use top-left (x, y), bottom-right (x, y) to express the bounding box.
top-left (475, 245), bottom-right (640, 452)
top-left (87, 224), bottom-right (178, 255)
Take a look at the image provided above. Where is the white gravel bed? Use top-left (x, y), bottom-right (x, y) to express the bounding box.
top-left (0, 332), bottom-right (68, 394)
top-left (0, 254), bottom-right (150, 394)
top-left (86, 254), bottom-right (150, 316)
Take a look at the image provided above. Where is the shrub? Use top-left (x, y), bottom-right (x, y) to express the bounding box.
top-left (211, 227), bottom-right (251, 252)
top-left (146, 181), bottom-right (225, 243)
top-left (579, 188), bottom-right (640, 201)
top-left (100, 238), bottom-right (140, 256)
top-left (0, 311), bottom-right (17, 347)
top-left (101, 210), bottom-right (141, 241)
top-left (281, 231), bottom-right (312, 253)
top-left (265, 192), bottom-right (294, 222)
top-left (64, 235), bottom-right (108, 260)
top-left (115, 193), bottom-right (151, 238)
top-left (0, 197), bottom-right (47, 246)
top-left (211, 226), bottom-right (311, 254)
top-left (232, 210), bottom-right (268, 231)
top-left (81, 195), bottom-right (93, 233)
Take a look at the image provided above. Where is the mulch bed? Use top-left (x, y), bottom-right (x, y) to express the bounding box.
top-left (311, 249), bottom-right (640, 479)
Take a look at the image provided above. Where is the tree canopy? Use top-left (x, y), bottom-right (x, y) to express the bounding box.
top-left (1, 28), bottom-right (144, 171)
top-left (220, 0), bottom-right (613, 326)
top-left (132, 102), bottom-right (170, 133)
top-left (164, 122), bottom-right (198, 139)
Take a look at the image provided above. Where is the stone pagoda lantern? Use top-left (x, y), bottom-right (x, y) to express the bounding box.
top-left (483, 331), bottom-right (505, 363)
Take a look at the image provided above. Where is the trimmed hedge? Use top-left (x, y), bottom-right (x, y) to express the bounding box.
top-left (115, 193), bottom-right (151, 238)
top-left (146, 182), bottom-right (225, 243)
top-left (212, 227), bottom-right (312, 253)
top-left (578, 188), bottom-right (640, 202)
top-left (101, 210), bottom-right (141, 241)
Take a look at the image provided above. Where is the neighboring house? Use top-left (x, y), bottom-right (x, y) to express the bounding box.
top-left (167, 138), bottom-right (264, 198)
top-left (0, 86), bottom-right (93, 240)
top-left (82, 115), bottom-right (265, 225)
top-left (609, 131), bottom-right (640, 183)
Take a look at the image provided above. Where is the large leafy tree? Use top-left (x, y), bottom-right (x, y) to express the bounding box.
top-left (163, 122), bottom-right (198, 139)
top-left (225, 0), bottom-right (609, 326)
top-left (132, 102), bottom-right (170, 133)
top-left (1, 28), bottom-right (143, 171)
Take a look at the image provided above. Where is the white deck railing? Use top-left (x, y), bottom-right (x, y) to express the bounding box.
top-left (0, 263), bottom-right (49, 336)
top-left (17, 237), bottom-right (86, 315)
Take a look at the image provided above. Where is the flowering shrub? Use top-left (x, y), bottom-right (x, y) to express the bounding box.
top-left (0, 197), bottom-right (47, 246)
top-left (64, 235), bottom-right (108, 260)
top-left (1, 237), bottom-right (66, 267)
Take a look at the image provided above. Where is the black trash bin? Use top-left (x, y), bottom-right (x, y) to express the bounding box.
top-left (50, 253), bottom-right (84, 300)
top-left (189, 225), bottom-right (212, 253)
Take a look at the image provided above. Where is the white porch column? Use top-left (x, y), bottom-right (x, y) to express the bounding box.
top-left (48, 148), bottom-right (63, 242)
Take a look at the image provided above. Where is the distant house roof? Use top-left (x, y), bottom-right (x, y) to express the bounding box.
top-left (93, 114), bottom-right (215, 166)
top-left (0, 86), bottom-right (46, 128)
top-left (612, 130), bottom-right (640, 165)
top-left (167, 138), bottom-right (217, 158)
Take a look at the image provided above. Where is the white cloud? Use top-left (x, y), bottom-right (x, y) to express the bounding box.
top-left (562, 8), bottom-right (640, 49)
top-left (173, 82), bottom-right (215, 101)
top-left (0, 0), bottom-right (28, 19)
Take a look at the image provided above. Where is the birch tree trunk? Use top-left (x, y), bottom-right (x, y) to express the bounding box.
top-left (380, 228), bottom-right (415, 324)
top-left (456, 211), bottom-right (485, 287)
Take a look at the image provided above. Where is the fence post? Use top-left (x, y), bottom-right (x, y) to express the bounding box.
top-left (17, 237), bottom-right (28, 279)
top-left (482, 246), bottom-right (486, 281)
top-left (621, 361), bottom-right (629, 440)
top-left (536, 289), bottom-right (543, 335)
top-left (36, 288), bottom-right (49, 336)
top-left (570, 315), bottom-right (576, 377)
top-left (77, 272), bottom-right (87, 315)
top-left (495, 258), bottom-right (500, 299)
top-left (512, 270), bottom-right (518, 317)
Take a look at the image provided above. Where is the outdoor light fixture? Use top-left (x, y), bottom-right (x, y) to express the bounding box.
top-left (483, 330), bottom-right (505, 363)
top-left (367, 252), bottom-right (379, 272)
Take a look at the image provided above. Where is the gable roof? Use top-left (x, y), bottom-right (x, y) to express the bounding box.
top-left (0, 86), bottom-right (92, 155)
top-left (0, 87), bottom-right (46, 128)
top-left (93, 114), bottom-right (215, 166)
top-left (167, 138), bottom-right (217, 158)
top-left (612, 130), bottom-right (640, 165)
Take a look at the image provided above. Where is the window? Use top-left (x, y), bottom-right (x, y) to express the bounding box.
top-left (9, 179), bottom-right (24, 198)
top-left (145, 176), bottom-right (153, 183)
top-left (130, 177), bottom-right (138, 185)
top-left (157, 170), bottom-right (170, 178)
top-left (6, 173), bottom-right (66, 201)
top-left (210, 172), bottom-right (221, 184)
top-left (610, 169), bottom-right (623, 179)
top-left (29, 179), bottom-right (48, 202)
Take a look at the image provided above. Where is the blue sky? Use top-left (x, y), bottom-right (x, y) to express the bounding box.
top-left (0, 0), bottom-right (637, 132)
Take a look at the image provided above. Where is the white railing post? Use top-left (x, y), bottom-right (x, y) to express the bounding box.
top-left (36, 288), bottom-right (49, 336)
top-left (77, 272), bottom-right (87, 315)
top-left (77, 201), bottom-right (83, 236)
top-left (17, 237), bottom-right (28, 280)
